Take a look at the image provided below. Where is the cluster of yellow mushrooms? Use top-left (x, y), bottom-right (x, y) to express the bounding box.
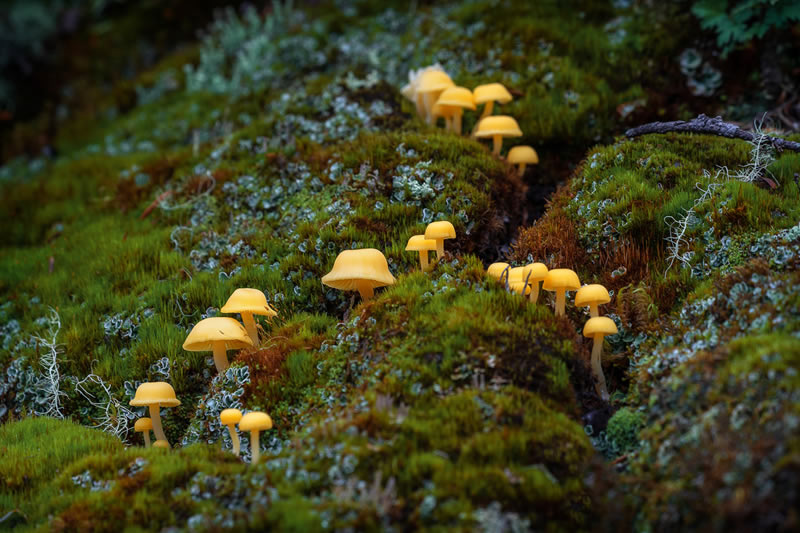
top-left (487, 262), bottom-right (618, 400)
top-left (401, 64), bottom-right (539, 170)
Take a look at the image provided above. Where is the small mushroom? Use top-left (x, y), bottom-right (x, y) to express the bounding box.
top-left (475, 116), bottom-right (522, 156)
top-left (220, 408), bottom-right (243, 455)
top-left (507, 146), bottom-right (539, 174)
top-left (152, 440), bottom-right (170, 449)
top-left (575, 284), bottom-right (611, 318)
top-left (542, 268), bottom-right (581, 317)
top-left (583, 316), bottom-right (618, 401)
top-left (401, 64), bottom-right (446, 118)
top-left (424, 220), bottom-right (456, 259)
top-left (129, 382), bottom-right (181, 448)
top-left (134, 417), bottom-right (153, 448)
top-left (239, 411), bottom-right (273, 464)
top-left (221, 288), bottom-right (277, 345)
top-left (434, 86), bottom-right (476, 134)
top-left (406, 235), bottom-right (437, 272)
top-left (321, 249), bottom-right (396, 301)
top-left (183, 317), bottom-right (253, 374)
top-left (473, 83), bottom-right (513, 121)
top-left (523, 263), bottom-right (549, 304)
top-left (416, 70), bottom-right (454, 124)
top-left (487, 262), bottom-right (510, 282)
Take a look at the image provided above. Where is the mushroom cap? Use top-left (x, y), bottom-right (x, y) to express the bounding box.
top-left (507, 145), bottom-right (539, 165)
top-left (542, 269), bottom-right (581, 292)
top-left (134, 417), bottom-right (153, 432)
top-left (509, 280), bottom-right (532, 295)
top-left (129, 382), bottom-right (180, 407)
top-left (474, 116), bottom-right (523, 138)
top-left (431, 101), bottom-right (457, 118)
top-left (435, 86), bottom-right (476, 110)
top-left (182, 317), bottom-right (253, 352)
top-left (406, 235), bottom-right (437, 252)
top-left (152, 440), bottom-right (170, 449)
top-left (575, 284), bottom-right (611, 308)
top-left (417, 70), bottom-right (454, 94)
top-left (220, 408), bottom-right (243, 426)
top-left (424, 220), bottom-right (456, 241)
top-left (321, 249), bottom-right (396, 292)
top-left (473, 83), bottom-right (513, 105)
top-left (402, 64), bottom-right (447, 101)
top-left (486, 262), bottom-right (510, 280)
top-left (221, 288), bottom-right (277, 317)
top-left (583, 316), bottom-right (619, 338)
top-left (239, 411), bottom-right (273, 432)
top-left (507, 266), bottom-right (526, 282)
top-left (524, 262), bottom-right (549, 281)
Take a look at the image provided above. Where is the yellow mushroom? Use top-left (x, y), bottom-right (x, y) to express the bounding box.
top-left (434, 86), bottom-right (476, 134)
top-left (522, 263), bottom-right (549, 304)
top-left (221, 288), bottom-right (277, 345)
top-left (239, 411), bottom-right (272, 464)
top-left (406, 235), bottom-right (437, 272)
top-left (129, 382), bottom-right (181, 448)
top-left (321, 249), bottom-right (396, 301)
top-left (401, 64), bottom-right (447, 118)
top-left (486, 262), bottom-right (510, 283)
top-left (542, 268), bottom-right (581, 317)
top-left (475, 116), bottom-right (522, 156)
top-left (473, 83), bottom-right (513, 121)
top-left (416, 70), bottom-right (454, 124)
top-left (507, 146), bottom-right (539, 174)
top-left (134, 417), bottom-right (153, 448)
top-left (152, 440), bottom-right (170, 449)
top-left (220, 408), bottom-right (243, 455)
top-left (583, 316), bottom-right (618, 401)
top-left (424, 220), bottom-right (456, 259)
top-left (574, 284), bottom-right (611, 318)
top-left (183, 317), bottom-right (253, 374)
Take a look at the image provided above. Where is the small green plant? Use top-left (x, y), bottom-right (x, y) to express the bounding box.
top-left (605, 407), bottom-right (646, 454)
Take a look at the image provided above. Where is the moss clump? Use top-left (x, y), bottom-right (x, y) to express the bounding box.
top-left (605, 407), bottom-right (645, 455)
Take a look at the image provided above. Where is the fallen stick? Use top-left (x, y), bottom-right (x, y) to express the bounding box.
top-left (140, 190), bottom-right (173, 220)
top-left (625, 114), bottom-right (800, 152)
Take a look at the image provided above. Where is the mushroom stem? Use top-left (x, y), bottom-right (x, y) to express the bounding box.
top-left (435, 239), bottom-right (445, 259)
top-left (212, 341), bottom-right (230, 374)
top-left (419, 251), bottom-right (430, 272)
top-left (518, 162), bottom-right (527, 175)
top-left (240, 311), bottom-right (259, 345)
top-left (148, 404), bottom-right (168, 446)
top-left (423, 93), bottom-right (436, 124)
top-left (227, 424), bottom-right (240, 455)
top-left (492, 134), bottom-right (502, 156)
top-left (356, 281), bottom-right (375, 301)
top-left (591, 336), bottom-right (610, 401)
top-left (444, 115), bottom-right (453, 131)
top-left (250, 430), bottom-right (261, 464)
top-left (415, 93), bottom-right (425, 118)
top-left (453, 111), bottom-right (462, 135)
top-left (528, 282), bottom-right (541, 304)
top-left (481, 101), bottom-right (495, 119)
top-left (143, 431), bottom-right (151, 448)
top-left (589, 304), bottom-right (599, 318)
top-left (555, 290), bottom-right (566, 317)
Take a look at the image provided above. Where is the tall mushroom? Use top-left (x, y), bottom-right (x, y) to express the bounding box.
top-left (424, 220), bottom-right (456, 259)
top-left (129, 382), bottom-right (181, 448)
top-left (183, 317), bottom-right (253, 374)
top-left (434, 86), bottom-right (476, 134)
top-left (416, 70), bottom-right (454, 124)
top-left (322, 249), bottom-right (396, 301)
top-left (406, 235), bottom-right (437, 272)
top-left (575, 284), bottom-right (611, 318)
top-left (507, 146), bottom-right (539, 174)
top-left (239, 411), bottom-right (273, 464)
top-left (221, 288), bottom-right (277, 346)
top-left (475, 116), bottom-right (523, 156)
top-left (134, 417), bottom-right (153, 448)
top-left (583, 316), bottom-right (618, 401)
top-left (523, 263), bottom-right (549, 304)
top-left (220, 408), bottom-right (243, 455)
top-left (542, 268), bottom-right (581, 317)
top-left (401, 64), bottom-right (446, 118)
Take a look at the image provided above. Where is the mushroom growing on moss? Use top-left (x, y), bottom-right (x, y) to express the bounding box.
top-left (129, 382), bottom-right (180, 448)
top-left (523, 263), bottom-right (549, 304)
top-left (221, 288), bottom-right (277, 346)
top-left (507, 146), bottom-right (539, 174)
top-left (475, 116), bottom-right (522, 156)
top-left (183, 317), bottom-right (253, 374)
top-left (220, 408), bottom-right (243, 455)
top-left (152, 440), bottom-right (170, 449)
top-left (575, 284), bottom-right (611, 318)
top-left (542, 268), bottom-right (580, 317)
top-left (134, 417), bottom-right (153, 448)
top-left (406, 235), bottom-right (437, 272)
top-left (424, 220), bottom-right (456, 259)
top-left (239, 411), bottom-right (272, 464)
top-left (487, 262), bottom-right (510, 282)
top-left (322, 249), bottom-right (396, 301)
top-left (473, 83), bottom-right (513, 121)
top-left (434, 86), bottom-right (476, 134)
top-left (583, 316), bottom-right (618, 401)
top-left (416, 70), bottom-right (454, 124)
top-left (401, 64), bottom-right (446, 118)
